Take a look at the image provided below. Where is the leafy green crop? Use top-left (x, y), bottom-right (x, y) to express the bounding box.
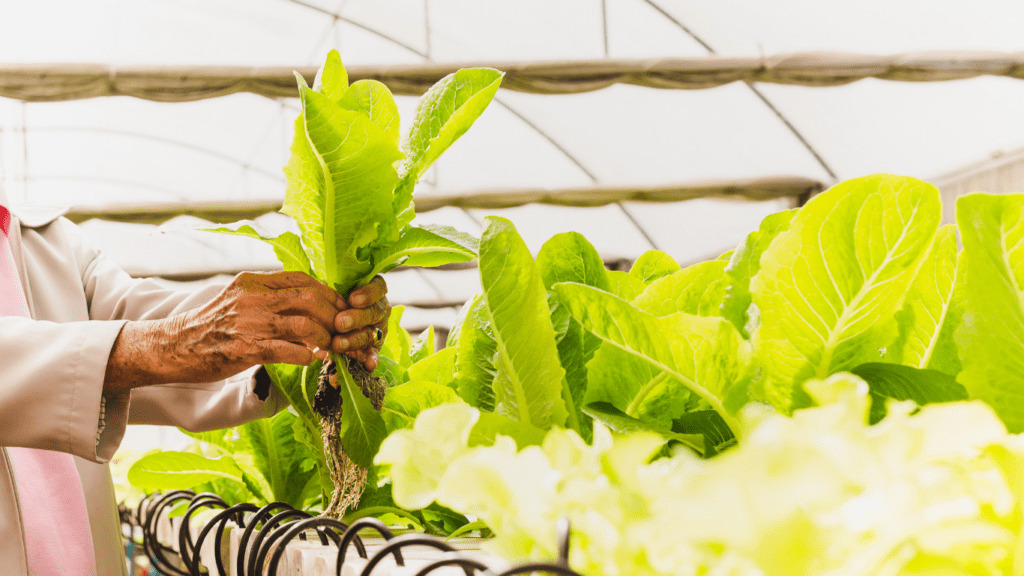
top-left (136, 51), bottom-right (502, 518)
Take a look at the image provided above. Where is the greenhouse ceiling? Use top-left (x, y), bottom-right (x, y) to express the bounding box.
top-left (3, 0), bottom-right (1024, 330)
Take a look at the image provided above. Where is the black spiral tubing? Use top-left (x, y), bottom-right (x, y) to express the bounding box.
top-left (124, 491), bottom-right (584, 576)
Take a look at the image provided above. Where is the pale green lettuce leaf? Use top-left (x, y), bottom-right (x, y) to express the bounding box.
top-left (583, 343), bottom-right (688, 429)
top-left (956, 193), bottom-right (1024, 432)
top-left (410, 325), bottom-right (435, 364)
top-left (338, 80), bottom-right (400, 146)
top-left (721, 209), bottom-right (796, 337)
top-left (454, 295), bottom-right (498, 411)
top-left (537, 231), bottom-right (609, 440)
top-left (394, 68), bottom-right (504, 229)
top-left (200, 222), bottom-right (312, 275)
top-left (287, 77), bottom-right (403, 291)
top-left (408, 347), bottom-right (457, 388)
top-left (380, 305), bottom-right (413, 368)
top-left (366, 224), bottom-right (478, 282)
top-left (537, 232), bottom-right (611, 292)
top-left (607, 270), bottom-right (647, 301)
top-left (751, 174), bottom-right (941, 411)
top-left (888, 224), bottom-right (961, 375)
top-left (633, 260), bottom-right (728, 317)
top-left (553, 282), bottom-right (748, 436)
top-left (630, 250), bottom-right (680, 283)
top-left (382, 380), bottom-right (466, 432)
top-left (373, 354), bottom-right (409, 388)
top-left (480, 217), bottom-right (568, 428)
top-left (312, 49), bottom-right (348, 100)
top-left (375, 403), bottom-right (480, 510)
top-left (128, 451), bottom-right (245, 491)
top-left (468, 412), bottom-right (547, 449)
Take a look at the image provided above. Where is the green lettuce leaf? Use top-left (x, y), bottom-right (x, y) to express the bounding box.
top-left (467, 412), bottom-right (547, 449)
top-left (338, 80), bottom-right (401, 146)
top-left (336, 359), bottom-right (389, 468)
top-left (630, 250), bottom-right (680, 283)
top-left (238, 410), bottom-right (317, 509)
top-left (365, 224), bottom-right (479, 282)
top-left (380, 305), bottom-right (413, 368)
top-left (480, 216), bottom-right (568, 428)
top-left (373, 354), bottom-right (409, 388)
top-left (312, 49), bottom-right (348, 100)
top-left (554, 282), bottom-right (749, 437)
top-left (382, 380), bottom-right (466, 432)
top-left (721, 209), bottom-right (796, 337)
top-left (128, 451), bottom-right (245, 491)
top-left (284, 75), bottom-right (403, 291)
top-left (583, 402), bottom-right (705, 455)
top-left (200, 222), bottom-right (312, 275)
top-left (607, 270), bottom-right (647, 301)
top-left (671, 410), bottom-right (736, 457)
top-left (538, 231), bottom-right (609, 440)
top-left (583, 343), bottom-right (688, 429)
top-left (956, 193), bottom-right (1024, 432)
top-left (454, 295), bottom-right (498, 410)
top-left (394, 68), bottom-right (504, 228)
top-left (408, 347), bottom-right (457, 388)
top-left (537, 232), bottom-right (611, 292)
top-left (410, 326), bottom-right (436, 364)
top-left (751, 174), bottom-right (941, 411)
top-left (632, 260), bottom-right (728, 317)
top-left (848, 362), bottom-right (969, 424)
top-left (887, 225), bottom-right (962, 375)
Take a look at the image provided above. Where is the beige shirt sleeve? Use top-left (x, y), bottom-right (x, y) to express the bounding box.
top-left (0, 217), bottom-right (285, 464)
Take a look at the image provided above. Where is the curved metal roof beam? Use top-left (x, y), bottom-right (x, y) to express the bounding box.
top-left (27, 126), bottom-right (285, 182)
top-left (641, 0), bottom-right (839, 183)
top-left (281, 0), bottom-right (660, 247)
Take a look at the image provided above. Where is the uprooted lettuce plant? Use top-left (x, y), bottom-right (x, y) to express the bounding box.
top-left (161, 50), bottom-right (502, 518)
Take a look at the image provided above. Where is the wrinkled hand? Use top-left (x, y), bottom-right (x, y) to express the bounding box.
top-left (333, 275), bottom-right (391, 372)
top-left (103, 271), bottom-right (388, 392)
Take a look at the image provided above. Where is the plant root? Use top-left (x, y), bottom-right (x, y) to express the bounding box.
top-left (315, 356), bottom-right (387, 519)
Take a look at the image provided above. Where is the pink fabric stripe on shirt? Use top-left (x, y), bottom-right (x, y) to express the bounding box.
top-left (1, 210), bottom-right (97, 575)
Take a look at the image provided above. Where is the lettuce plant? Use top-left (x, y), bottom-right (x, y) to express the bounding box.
top-left (202, 50), bottom-right (502, 517)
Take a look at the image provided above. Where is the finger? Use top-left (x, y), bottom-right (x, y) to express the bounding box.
top-left (241, 271), bottom-right (347, 310)
top-left (253, 340), bottom-right (314, 366)
top-left (348, 276), bottom-right (387, 308)
top-left (332, 327), bottom-right (376, 354)
top-left (268, 315), bottom-right (332, 352)
top-left (335, 300), bottom-right (389, 333)
top-left (345, 348), bottom-right (379, 372)
top-left (268, 288), bottom-right (342, 330)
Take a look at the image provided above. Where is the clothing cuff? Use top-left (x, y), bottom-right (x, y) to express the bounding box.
top-left (68, 319), bottom-right (129, 463)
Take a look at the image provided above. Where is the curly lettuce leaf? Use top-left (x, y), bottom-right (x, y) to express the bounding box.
top-left (751, 174), bottom-right (941, 411)
top-left (382, 380), bottom-right (466, 433)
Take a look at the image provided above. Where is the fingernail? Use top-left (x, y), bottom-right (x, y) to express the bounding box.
top-left (338, 337), bottom-right (350, 350)
top-left (351, 294), bottom-right (366, 307)
top-left (340, 315), bottom-right (353, 330)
